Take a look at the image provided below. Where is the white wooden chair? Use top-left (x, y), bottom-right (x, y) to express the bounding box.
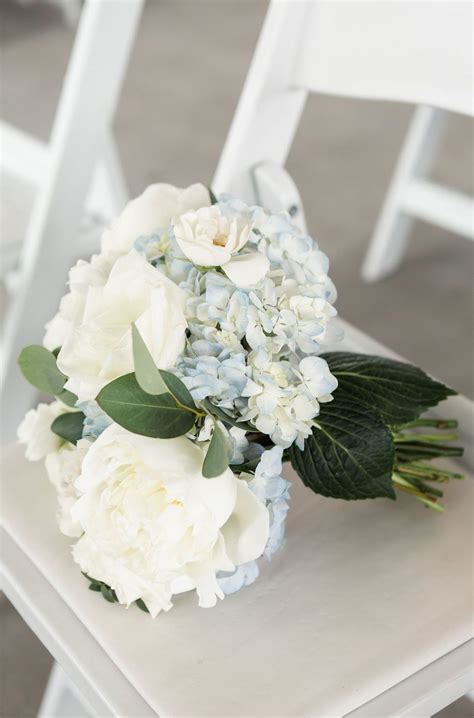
top-left (1, 0), bottom-right (145, 441)
top-left (1, 2), bottom-right (473, 716)
top-left (213, 1), bottom-right (473, 274)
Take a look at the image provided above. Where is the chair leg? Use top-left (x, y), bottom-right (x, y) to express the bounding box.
top-left (38, 662), bottom-right (92, 717)
top-left (362, 106), bottom-right (447, 282)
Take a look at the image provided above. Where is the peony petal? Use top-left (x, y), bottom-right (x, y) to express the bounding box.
top-left (222, 253), bottom-right (270, 287)
top-left (221, 480), bottom-right (270, 565)
top-left (102, 183), bottom-right (210, 257)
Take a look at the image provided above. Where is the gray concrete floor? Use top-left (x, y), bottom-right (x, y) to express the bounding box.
top-left (1, 0), bottom-right (473, 716)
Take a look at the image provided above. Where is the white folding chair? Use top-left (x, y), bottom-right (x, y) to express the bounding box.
top-left (213, 0), bottom-right (473, 277)
top-left (1, 0), bottom-right (145, 442)
top-left (1, 3), bottom-right (473, 716)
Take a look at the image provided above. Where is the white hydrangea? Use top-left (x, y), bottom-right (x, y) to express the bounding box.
top-left (240, 351), bottom-right (338, 449)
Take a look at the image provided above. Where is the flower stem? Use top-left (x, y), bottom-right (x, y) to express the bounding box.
top-left (393, 432), bottom-right (459, 444)
top-left (396, 418), bottom-right (458, 430)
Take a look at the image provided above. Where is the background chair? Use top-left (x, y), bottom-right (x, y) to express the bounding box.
top-left (213, 1), bottom-right (473, 267)
top-left (1, 0), bottom-right (145, 441)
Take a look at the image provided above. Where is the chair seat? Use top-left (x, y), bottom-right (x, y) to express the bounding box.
top-left (1, 321), bottom-right (473, 717)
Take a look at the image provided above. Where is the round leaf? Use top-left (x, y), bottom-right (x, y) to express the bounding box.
top-left (18, 345), bottom-right (66, 395)
top-left (97, 373), bottom-right (196, 438)
top-left (202, 423), bottom-right (230, 478)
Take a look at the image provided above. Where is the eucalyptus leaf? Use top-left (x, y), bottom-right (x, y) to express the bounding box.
top-left (56, 388), bottom-right (78, 407)
top-left (132, 324), bottom-right (169, 395)
top-left (51, 411), bottom-right (85, 444)
top-left (323, 352), bottom-right (456, 426)
top-left (230, 456), bottom-right (261, 473)
top-left (97, 373), bottom-right (196, 438)
top-left (289, 399), bottom-right (395, 500)
top-left (18, 345), bottom-right (66, 395)
top-left (135, 598), bottom-right (150, 613)
top-left (202, 423), bottom-right (230, 478)
top-left (202, 399), bottom-right (253, 431)
top-left (100, 584), bottom-right (118, 603)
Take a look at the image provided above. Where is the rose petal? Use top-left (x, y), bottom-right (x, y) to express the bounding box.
top-left (222, 253), bottom-right (270, 287)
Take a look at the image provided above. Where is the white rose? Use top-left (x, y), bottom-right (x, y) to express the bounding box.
top-left (43, 252), bottom-right (113, 352)
top-left (174, 205), bottom-right (269, 287)
top-left (101, 183), bottom-right (211, 258)
top-left (71, 424), bottom-right (269, 616)
top-left (56, 250), bottom-right (187, 402)
top-left (17, 400), bottom-right (69, 461)
top-left (45, 439), bottom-right (92, 537)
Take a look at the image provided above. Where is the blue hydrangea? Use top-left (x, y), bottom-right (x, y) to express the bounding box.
top-left (219, 445), bottom-right (291, 596)
top-left (177, 349), bottom-right (259, 410)
top-left (78, 401), bottom-right (112, 440)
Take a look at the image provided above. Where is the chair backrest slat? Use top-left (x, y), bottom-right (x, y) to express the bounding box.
top-left (292, 2), bottom-right (473, 116)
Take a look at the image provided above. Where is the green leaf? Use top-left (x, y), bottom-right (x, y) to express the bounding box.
top-left (202, 399), bottom-right (253, 431)
top-left (51, 412), bottom-right (85, 444)
top-left (230, 456), bottom-right (261, 473)
top-left (202, 423), bottom-right (230, 478)
top-left (97, 373), bottom-right (196, 438)
top-left (56, 388), bottom-right (78, 407)
top-left (289, 399), bottom-right (395, 500)
top-left (323, 352), bottom-right (456, 425)
top-left (135, 598), bottom-right (150, 613)
top-left (18, 345), bottom-right (66, 395)
top-left (100, 584), bottom-right (118, 603)
top-left (132, 324), bottom-right (169, 395)
top-left (208, 186), bottom-right (218, 204)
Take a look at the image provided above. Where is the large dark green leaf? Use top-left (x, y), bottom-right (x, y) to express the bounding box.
top-left (289, 399), bottom-right (395, 500)
top-left (96, 373), bottom-right (196, 438)
top-left (202, 423), bottom-right (230, 478)
top-left (18, 345), bottom-right (66, 395)
top-left (323, 352), bottom-right (456, 425)
top-left (51, 411), bottom-right (85, 444)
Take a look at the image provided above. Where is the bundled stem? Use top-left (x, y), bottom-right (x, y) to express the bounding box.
top-left (391, 417), bottom-right (464, 511)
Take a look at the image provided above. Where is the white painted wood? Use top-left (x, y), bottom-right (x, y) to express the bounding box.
top-left (1, 0), bottom-right (144, 441)
top-left (362, 106), bottom-right (449, 281)
top-left (345, 641), bottom-right (473, 718)
top-left (402, 179), bottom-right (474, 241)
top-left (1, 533), bottom-right (153, 717)
top-left (215, 2), bottom-right (472, 285)
top-left (1, 320), bottom-right (472, 716)
top-left (38, 661), bottom-right (93, 718)
top-left (212, 0), bottom-right (308, 201)
top-left (292, 2), bottom-right (473, 117)
top-left (0, 122), bottom-right (48, 185)
top-left (252, 162), bottom-right (307, 232)
top-left (0, 121), bottom-right (128, 224)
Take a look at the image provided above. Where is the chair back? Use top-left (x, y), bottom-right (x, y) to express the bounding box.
top-left (213, 0), bottom-right (473, 200)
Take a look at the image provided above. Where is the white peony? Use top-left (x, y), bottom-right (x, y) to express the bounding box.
top-left (174, 205), bottom-right (269, 287)
top-left (101, 183), bottom-right (211, 259)
top-left (56, 250), bottom-right (187, 402)
top-left (17, 401), bottom-right (69, 461)
top-left (71, 424), bottom-right (269, 616)
top-left (45, 439), bottom-right (92, 537)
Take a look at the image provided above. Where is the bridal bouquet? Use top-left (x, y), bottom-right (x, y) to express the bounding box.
top-left (18, 183), bottom-right (463, 617)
